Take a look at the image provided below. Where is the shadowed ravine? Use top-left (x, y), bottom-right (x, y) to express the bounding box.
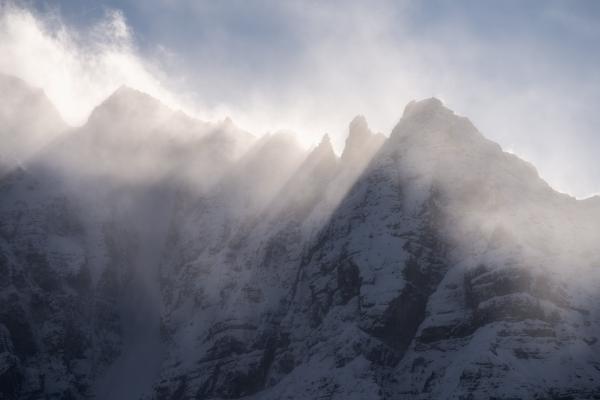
top-left (94, 186), bottom-right (174, 400)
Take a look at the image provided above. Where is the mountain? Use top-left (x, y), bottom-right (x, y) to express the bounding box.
top-left (0, 82), bottom-right (254, 400)
top-left (0, 78), bottom-right (598, 399)
top-left (0, 74), bottom-right (68, 175)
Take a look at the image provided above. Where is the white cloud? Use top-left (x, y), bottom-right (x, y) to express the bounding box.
top-left (0, 4), bottom-right (183, 125)
top-left (0, 1), bottom-right (598, 198)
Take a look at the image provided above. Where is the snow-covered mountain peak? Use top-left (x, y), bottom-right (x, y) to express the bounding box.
top-left (394, 97), bottom-right (463, 139)
top-left (0, 74), bottom-right (68, 174)
top-left (299, 133), bottom-right (337, 175)
top-left (0, 74), bottom-right (66, 130)
top-left (402, 97), bottom-right (449, 118)
top-left (390, 97), bottom-right (488, 153)
top-left (102, 85), bottom-right (159, 108)
top-left (341, 115), bottom-right (384, 165)
top-left (348, 115), bottom-right (369, 137)
top-left (314, 133), bottom-right (334, 154)
top-left (111, 84), bottom-right (154, 102)
top-left (87, 85), bottom-right (172, 128)
top-left (2, 76), bottom-right (600, 400)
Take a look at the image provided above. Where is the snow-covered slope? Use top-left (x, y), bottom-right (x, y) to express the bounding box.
top-left (0, 83), bottom-right (254, 400)
top-left (0, 79), bottom-right (598, 399)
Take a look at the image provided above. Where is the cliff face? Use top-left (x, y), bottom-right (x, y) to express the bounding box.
top-left (0, 81), bottom-right (598, 400)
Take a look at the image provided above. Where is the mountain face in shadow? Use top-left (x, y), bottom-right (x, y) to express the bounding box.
top-left (0, 77), bottom-right (599, 400)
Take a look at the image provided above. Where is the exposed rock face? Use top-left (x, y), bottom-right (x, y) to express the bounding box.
top-left (0, 78), bottom-right (599, 399)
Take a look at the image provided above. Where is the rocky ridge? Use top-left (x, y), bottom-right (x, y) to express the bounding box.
top-left (0, 79), bottom-right (598, 400)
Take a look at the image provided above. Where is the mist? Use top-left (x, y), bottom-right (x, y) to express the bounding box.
top-left (0, 3), bottom-right (186, 125)
top-left (1, 1), bottom-right (599, 197)
top-left (0, 2), bottom-right (599, 400)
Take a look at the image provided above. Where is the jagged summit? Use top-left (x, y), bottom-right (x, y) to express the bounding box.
top-left (0, 73), bottom-right (66, 127)
top-left (390, 97), bottom-right (485, 149)
top-left (314, 133), bottom-right (334, 155)
top-left (112, 84), bottom-right (153, 100)
top-left (301, 133), bottom-right (337, 172)
top-left (349, 115), bottom-right (369, 137)
top-left (402, 97), bottom-right (451, 119)
top-left (2, 76), bottom-right (600, 400)
top-left (87, 85), bottom-right (172, 127)
top-left (268, 132), bottom-right (339, 217)
top-left (342, 115), bottom-right (385, 164)
top-left (101, 85), bottom-right (162, 109)
top-left (0, 74), bottom-right (67, 172)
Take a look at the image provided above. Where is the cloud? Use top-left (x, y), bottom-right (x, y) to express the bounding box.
top-left (173, 1), bottom-right (598, 199)
top-left (0, 1), bottom-right (598, 198)
top-left (0, 3), bottom-right (184, 125)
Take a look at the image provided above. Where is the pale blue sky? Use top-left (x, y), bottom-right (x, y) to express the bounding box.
top-left (8, 1), bottom-right (600, 197)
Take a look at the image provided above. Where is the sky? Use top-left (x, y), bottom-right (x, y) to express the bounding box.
top-left (1, 0), bottom-right (599, 198)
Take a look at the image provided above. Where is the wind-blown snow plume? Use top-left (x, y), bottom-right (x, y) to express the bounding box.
top-left (1, 2), bottom-right (599, 197)
top-left (0, 3), bottom-right (182, 126)
top-left (0, 3), bottom-right (599, 399)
